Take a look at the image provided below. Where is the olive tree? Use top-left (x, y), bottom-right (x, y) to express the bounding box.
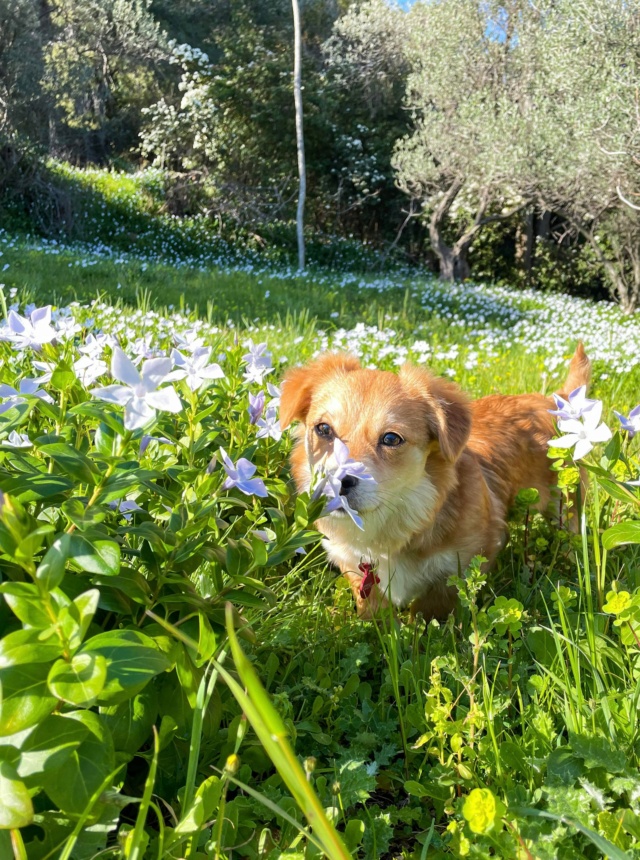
top-left (393, 0), bottom-right (535, 282)
top-left (518, 0), bottom-right (640, 313)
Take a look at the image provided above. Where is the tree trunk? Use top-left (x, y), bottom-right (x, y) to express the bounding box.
top-left (292, 0), bottom-right (306, 271)
top-left (428, 178), bottom-right (464, 282)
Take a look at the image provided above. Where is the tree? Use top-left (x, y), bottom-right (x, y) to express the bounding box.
top-left (392, 0), bottom-right (534, 282)
top-left (510, 0), bottom-right (640, 313)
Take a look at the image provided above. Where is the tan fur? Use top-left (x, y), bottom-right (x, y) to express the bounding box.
top-left (280, 346), bottom-right (591, 621)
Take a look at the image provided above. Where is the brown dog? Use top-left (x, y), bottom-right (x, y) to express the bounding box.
top-left (280, 345), bottom-right (590, 620)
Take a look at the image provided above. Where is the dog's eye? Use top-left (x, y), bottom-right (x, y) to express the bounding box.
top-left (380, 432), bottom-right (404, 447)
top-left (315, 422), bottom-right (333, 439)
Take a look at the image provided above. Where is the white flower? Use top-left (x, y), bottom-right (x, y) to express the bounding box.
top-left (174, 329), bottom-right (206, 352)
top-left (1, 306), bottom-right (57, 349)
top-left (256, 406), bottom-right (282, 442)
top-left (168, 347), bottom-right (225, 391)
top-left (550, 400), bottom-right (612, 460)
top-left (242, 339), bottom-right (273, 384)
top-left (549, 385), bottom-right (598, 421)
top-left (3, 431), bottom-right (32, 448)
top-left (74, 354), bottom-right (108, 387)
top-left (0, 378), bottom-right (54, 413)
top-left (266, 382), bottom-right (281, 411)
top-left (91, 347), bottom-right (182, 431)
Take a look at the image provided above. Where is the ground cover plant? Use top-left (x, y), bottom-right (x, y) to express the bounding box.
top-left (1, 233), bottom-right (640, 859)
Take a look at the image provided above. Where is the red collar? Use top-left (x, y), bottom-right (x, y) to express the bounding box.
top-left (358, 561), bottom-right (380, 599)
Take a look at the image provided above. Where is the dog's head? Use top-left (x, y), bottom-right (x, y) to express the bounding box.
top-left (280, 353), bottom-right (471, 546)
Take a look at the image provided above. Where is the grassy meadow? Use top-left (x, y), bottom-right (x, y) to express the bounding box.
top-left (1, 171), bottom-right (640, 859)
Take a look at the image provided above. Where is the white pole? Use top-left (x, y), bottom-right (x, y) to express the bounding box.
top-left (292, 0), bottom-right (306, 270)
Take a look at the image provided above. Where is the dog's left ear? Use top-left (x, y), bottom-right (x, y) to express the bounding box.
top-left (280, 353), bottom-right (360, 429)
top-left (400, 364), bottom-right (472, 463)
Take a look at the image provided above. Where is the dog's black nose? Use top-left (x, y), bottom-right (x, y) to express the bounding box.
top-left (340, 475), bottom-right (359, 495)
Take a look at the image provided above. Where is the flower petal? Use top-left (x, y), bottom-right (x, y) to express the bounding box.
top-left (145, 386), bottom-right (182, 413)
top-left (92, 384), bottom-right (133, 405)
top-left (549, 434), bottom-right (580, 449)
top-left (112, 347), bottom-right (141, 388)
top-left (573, 438), bottom-right (593, 460)
top-left (124, 398), bottom-right (155, 431)
top-left (141, 357), bottom-right (173, 392)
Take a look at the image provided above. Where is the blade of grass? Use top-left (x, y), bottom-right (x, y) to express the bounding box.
top-left (218, 602), bottom-right (351, 860)
top-left (127, 726), bottom-right (159, 860)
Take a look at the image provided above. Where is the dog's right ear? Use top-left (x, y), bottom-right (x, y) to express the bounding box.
top-left (279, 353), bottom-right (360, 429)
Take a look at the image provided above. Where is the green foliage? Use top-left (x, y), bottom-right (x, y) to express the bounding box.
top-left (0, 230), bottom-right (640, 856)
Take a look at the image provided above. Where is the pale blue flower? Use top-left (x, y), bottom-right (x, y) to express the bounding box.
top-left (550, 400), bottom-right (611, 460)
top-left (614, 405), bottom-right (640, 438)
top-left (248, 391), bottom-right (265, 424)
top-left (219, 447), bottom-right (268, 497)
top-left (256, 406), bottom-right (282, 441)
top-left (549, 386), bottom-right (598, 421)
top-left (3, 431), bottom-right (32, 448)
top-left (2, 306), bottom-right (57, 349)
top-left (168, 347), bottom-right (224, 391)
top-left (91, 347), bottom-right (182, 431)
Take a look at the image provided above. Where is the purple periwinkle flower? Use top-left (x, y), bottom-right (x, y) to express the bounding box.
top-left (139, 434), bottom-right (173, 456)
top-left (614, 405), bottom-right (640, 438)
top-left (218, 447), bottom-right (268, 497)
top-left (549, 385), bottom-right (598, 421)
top-left (266, 382), bottom-right (281, 411)
top-left (91, 347), bottom-right (182, 431)
top-left (248, 391), bottom-right (265, 424)
top-left (108, 499), bottom-right (144, 521)
top-left (311, 438), bottom-right (377, 530)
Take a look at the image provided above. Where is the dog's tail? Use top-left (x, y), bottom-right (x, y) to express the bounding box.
top-left (556, 342), bottom-right (591, 398)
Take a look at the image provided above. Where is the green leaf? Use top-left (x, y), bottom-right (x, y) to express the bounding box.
top-left (0, 628), bottom-right (64, 668)
top-left (569, 734), bottom-right (626, 773)
top-left (69, 401), bottom-right (124, 435)
top-left (37, 441), bottom-right (101, 485)
top-left (48, 652), bottom-right (108, 706)
top-left (546, 747), bottom-right (585, 786)
top-left (510, 806), bottom-right (630, 860)
top-left (58, 589), bottom-right (100, 654)
top-left (81, 629), bottom-right (173, 704)
top-left (0, 582), bottom-right (54, 628)
top-left (404, 779), bottom-right (431, 798)
top-left (40, 710), bottom-right (115, 814)
top-left (0, 473), bottom-right (74, 502)
top-left (68, 535), bottom-right (120, 575)
top-left (36, 534), bottom-right (71, 589)
top-left (602, 521), bottom-right (640, 550)
top-left (16, 713), bottom-right (90, 781)
top-left (61, 498), bottom-right (107, 531)
top-left (0, 760), bottom-right (33, 828)
top-left (0, 663), bottom-right (57, 736)
top-left (50, 362), bottom-right (77, 393)
top-left (101, 687), bottom-right (158, 754)
top-left (596, 478), bottom-right (640, 508)
top-left (174, 775), bottom-right (222, 835)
